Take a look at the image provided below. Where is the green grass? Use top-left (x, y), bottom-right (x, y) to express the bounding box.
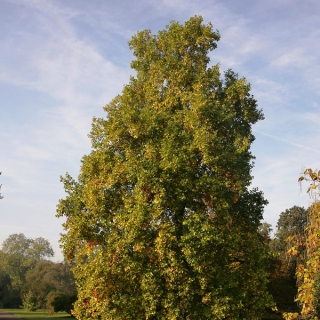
top-left (0, 309), bottom-right (72, 320)
top-left (1, 308), bottom-right (285, 320)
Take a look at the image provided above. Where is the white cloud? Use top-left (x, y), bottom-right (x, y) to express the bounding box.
top-left (255, 131), bottom-right (320, 154)
top-left (271, 48), bottom-right (315, 69)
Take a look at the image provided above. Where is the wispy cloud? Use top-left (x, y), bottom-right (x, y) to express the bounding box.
top-left (255, 131), bottom-right (320, 154)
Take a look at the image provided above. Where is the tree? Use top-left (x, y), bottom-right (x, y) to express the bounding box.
top-left (22, 260), bottom-right (76, 311)
top-left (2, 234), bottom-right (54, 262)
top-left (283, 169), bottom-right (320, 319)
top-left (258, 222), bottom-right (273, 242)
top-left (0, 233), bottom-right (54, 307)
top-left (0, 255), bottom-right (11, 308)
top-left (28, 237), bottom-right (55, 261)
top-left (51, 293), bottom-right (77, 315)
top-left (270, 206), bottom-right (308, 267)
top-left (57, 16), bottom-right (273, 319)
top-left (1, 234), bottom-right (54, 290)
top-left (256, 221), bottom-right (300, 314)
top-left (2, 234), bottom-right (34, 291)
top-left (266, 207), bottom-right (308, 315)
top-left (0, 250), bottom-right (20, 308)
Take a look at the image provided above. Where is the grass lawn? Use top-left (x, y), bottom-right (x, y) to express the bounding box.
top-left (0, 309), bottom-right (72, 319)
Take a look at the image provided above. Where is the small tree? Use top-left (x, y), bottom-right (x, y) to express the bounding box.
top-left (22, 291), bottom-right (37, 311)
top-left (58, 16), bottom-right (273, 319)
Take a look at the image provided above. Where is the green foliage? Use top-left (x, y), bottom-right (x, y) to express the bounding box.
top-left (283, 169), bottom-right (320, 319)
top-left (259, 222), bottom-right (273, 241)
top-left (22, 291), bottom-right (38, 311)
top-left (292, 201), bottom-right (320, 318)
top-left (0, 234), bottom-right (55, 308)
top-left (1, 233), bottom-right (54, 291)
top-left (23, 260), bottom-right (56, 308)
top-left (22, 260), bottom-right (76, 311)
top-left (58, 16), bottom-right (273, 319)
top-left (0, 255), bottom-right (21, 308)
top-left (257, 221), bottom-right (298, 315)
top-left (51, 294), bottom-right (77, 315)
top-left (270, 206), bottom-right (307, 266)
top-left (267, 258), bottom-right (299, 313)
top-left (0, 269), bottom-right (11, 307)
top-left (267, 207), bottom-right (308, 315)
top-left (2, 234), bottom-right (54, 261)
top-left (313, 271), bottom-right (320, 317)
top-left (28, 237), bottom-right (55, 261)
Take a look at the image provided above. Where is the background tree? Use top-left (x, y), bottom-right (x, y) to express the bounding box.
top-left (22, 260), bottom-right (76, 311)
top-left (58, 16), bottom-right (273, 319)
top-left (0, 252), bottom-right (12, 308)
top-left (265, 207), bottom-right (307, 315)
top-left (28, 237), bottom-right (55, 261)
top-left (1, 233), bottom-right (54, 291)
top-left (0, 233), bottom-right (54, 308)
top-left (257, 221), bottom-right (299, 315)
top-left (270, 206), bottom-right (308, 269)
top-left (258, 222), bottom-right (273, 242)
top-left (2, 234), bottom-right (33, 294)
top-left (51, 294), bottom-right (77, 315)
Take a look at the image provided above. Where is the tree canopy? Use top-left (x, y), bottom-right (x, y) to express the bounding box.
top-left (58, 16), bottom-right (273, 319)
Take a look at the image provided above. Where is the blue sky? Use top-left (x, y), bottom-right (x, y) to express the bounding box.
top-left (1, 0), bottom-right (319, 261)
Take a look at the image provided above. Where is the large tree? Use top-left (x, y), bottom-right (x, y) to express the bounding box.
top-left (58, 16), bottom-right (272, 319)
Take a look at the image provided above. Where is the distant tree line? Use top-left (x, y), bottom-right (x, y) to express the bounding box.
top-left (0, 233), bottom-right (76, 314)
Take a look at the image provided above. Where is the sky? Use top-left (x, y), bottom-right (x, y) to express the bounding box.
top-left (1, 0), bottom-right (319, 262)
